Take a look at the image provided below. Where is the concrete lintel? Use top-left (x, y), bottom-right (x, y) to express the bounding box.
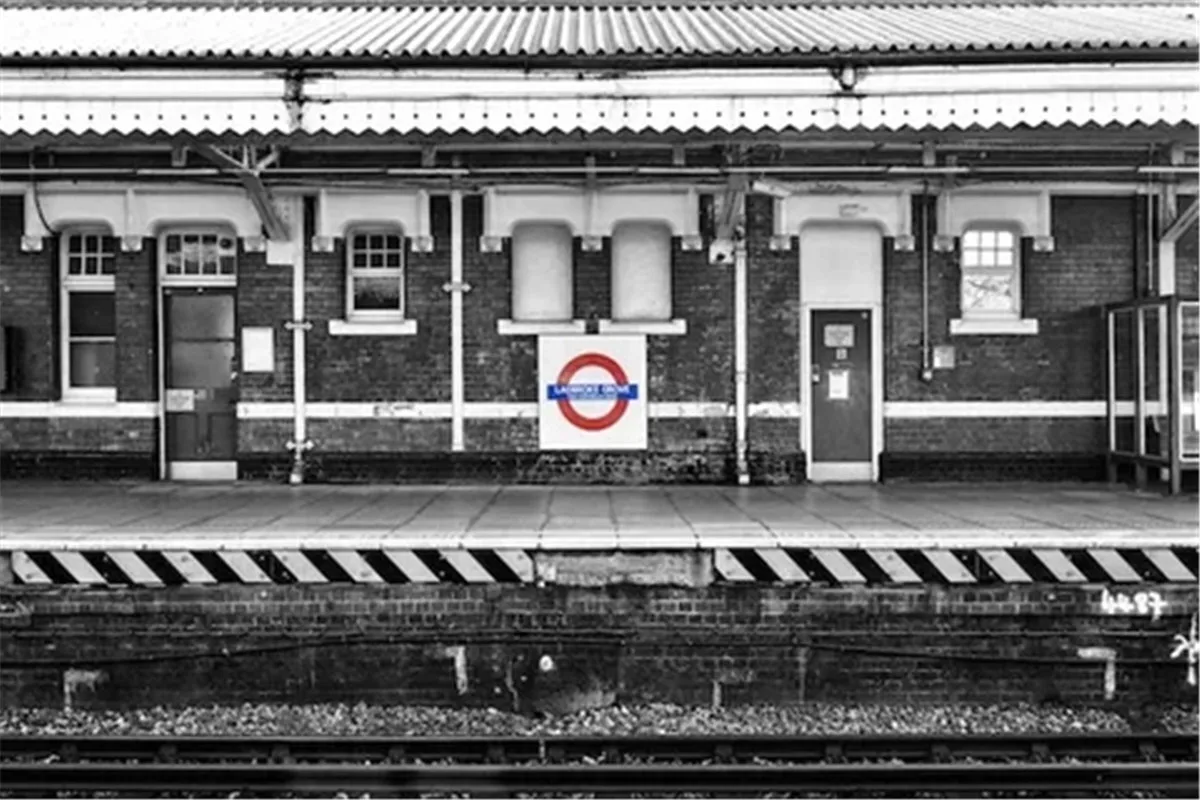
top-left (534, 550), bottom-right (713, 588)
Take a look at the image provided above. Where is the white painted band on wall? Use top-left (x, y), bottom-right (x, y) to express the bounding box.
top-left (0, 400), bottom-right (1163, 421)
top-left (0, 402), bottom-right (160, 418)
top-left (885, 401), bottom-right (1168, 418)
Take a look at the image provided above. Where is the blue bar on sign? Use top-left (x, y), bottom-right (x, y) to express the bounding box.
top-left (547, 383), bottom-right (639, 401)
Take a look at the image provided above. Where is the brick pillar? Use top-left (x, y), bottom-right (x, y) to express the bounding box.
top-left (115, 239), bottom-right (157, 402)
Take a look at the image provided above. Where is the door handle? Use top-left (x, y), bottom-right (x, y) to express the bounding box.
top-left (811, 366), bottom-right (821, 384)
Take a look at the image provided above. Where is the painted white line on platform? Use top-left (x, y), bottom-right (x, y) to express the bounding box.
top-left (922, 550), bottom-right (978, 584)
top-left (1144, 549), bottom-right (1197, 582)
top-left (867, 549), bottom-right (923, 583)
top-left (53, 552), bottom-right (105, 585)
top-left (1086, 549), bottom-right (1142, 583)
top-left (812, 549), bottom-right (866, 583)
top-left (1033, 549), bottom-right (1088, 583)
top-left (442, 550), bottom-right (494, 583)
top-left (494, 549), bottom-right (536, 582)
top-left (11, 553), bottom-right (51, 584)
top-left (221, 551), bottom-right (273, 584)
top-left (383, 550), bottom-right (439, 583)
top-left (756, 548), bottom-right (810, 582)
top-left (714, 549), bottom-right (755, 581)
top-left (162, 551), bottom-right (217, 584)
top-left (108, 551), bottom-right (164, 585)
top-left (329, 550), bottom-right (384, 583)
top-left (978, 549), bottom-right (1033, 583)
top-left (274, 551), bottom-right (329, 583)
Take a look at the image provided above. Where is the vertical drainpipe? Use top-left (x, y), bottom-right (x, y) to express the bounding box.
top-left (449, 190), bottom-right (466, 451)
top-left (287, 195), bottom-right (311, 485)
top-left (734, 193), bottom-right (750, 486)
top-left (283, 72), bottom-right (311, 484)
top-left (920, 184), bottom-right (934, 383)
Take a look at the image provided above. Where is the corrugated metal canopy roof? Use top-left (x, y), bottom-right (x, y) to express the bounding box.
top-left (0, 1), bottom-right (1195, 66)
top-left (3, 65), bottom-right (1194, 137)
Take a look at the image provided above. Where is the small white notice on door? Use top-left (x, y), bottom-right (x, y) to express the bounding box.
top-left (242, 327), bottom-right (275, 373)
top-left (824, 324), bottom-right (855, 348)
top-left (165, 388), bottom-right (195, 412)
top-left (828, 369), bottom-right (850, 400)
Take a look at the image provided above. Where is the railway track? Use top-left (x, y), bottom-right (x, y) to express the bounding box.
top-left (1, 733), bottom-right (1196, 796)
top-left (3, 731), bottom-right (1197, 764)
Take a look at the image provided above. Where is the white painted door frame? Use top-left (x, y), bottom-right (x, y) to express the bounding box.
top-left (797, 220), bottom-right (885, 483)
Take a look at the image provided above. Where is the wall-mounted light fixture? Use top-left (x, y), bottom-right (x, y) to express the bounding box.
top-left (832, 64), bottom-right (862, 93)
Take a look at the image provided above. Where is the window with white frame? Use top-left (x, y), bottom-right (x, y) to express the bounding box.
top-left (611, 221), bottom-right (672, 321)
top-left (162, 231), bottom-right (237, 278)
top-left (61, 230), bottom-right (116, 399)
top-left (960, 227), bottom-right (1022, 319)
top-left (346, 229), bottom-right (405, 319)
top-left (511, 222), bottom-right (573, 321)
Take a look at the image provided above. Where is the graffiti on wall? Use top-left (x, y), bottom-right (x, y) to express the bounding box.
top-left (1099, 587), bottom-right (1168, 622)
top-left (1170, 613), bottom-right (1199, 687)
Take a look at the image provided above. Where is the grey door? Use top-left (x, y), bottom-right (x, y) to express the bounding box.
top-left (811, 309), bottom-right (872, 463)
top-left (164, 289), bottom-right (238, 464)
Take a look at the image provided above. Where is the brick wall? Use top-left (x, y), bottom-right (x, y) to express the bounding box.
top-left (114, 241), bottom-right (157, 403)
top-left (0, 196), bottom-right (55, 402)
top-left (0, 185), bottom-right (1163, 483)
top-left (3, 583), bottom-right (1196, 711)
top-left (0, 199), bottom-right (156, 469)
top-left (306, 201), bottom-right (452, 407)
top-left (888, 196), bottom-right (1136, 403)
top-left (882, 196), bottom-right (1139, 474)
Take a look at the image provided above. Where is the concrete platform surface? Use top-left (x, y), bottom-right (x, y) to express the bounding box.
top-left (1, 481), bottom-right (1196, 551)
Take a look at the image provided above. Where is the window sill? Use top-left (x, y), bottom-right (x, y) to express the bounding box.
top-left (329, 319), bottom-right (418, 336)
top-left (949, 318), bottom-right (1039, 336)
top-left (61, 389), bottom-right (118, 404)
top-left (497, 319), bottom-right (588, 336)
top-left (597, 319), bottom-right (688, 336)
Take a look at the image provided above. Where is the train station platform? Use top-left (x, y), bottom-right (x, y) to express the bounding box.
top-left (1, 481), bottom-right (1196, 586)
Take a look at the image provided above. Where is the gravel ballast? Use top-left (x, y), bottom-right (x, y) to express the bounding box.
top-left (1, 702), bottom-right (1196, 738)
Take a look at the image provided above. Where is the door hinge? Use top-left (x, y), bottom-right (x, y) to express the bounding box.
top-left (284, 320), bottom-right (313, 331)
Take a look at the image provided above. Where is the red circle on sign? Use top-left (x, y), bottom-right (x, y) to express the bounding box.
top-left (556, 352), bottom-right (631, 432)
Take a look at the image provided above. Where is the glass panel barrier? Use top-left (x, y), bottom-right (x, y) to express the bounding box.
top-left (1113, 307), bottom-right (1136, 454)
top-left (1141, 305), bottom-right (1167, 459)
top-left (1182, 302), bottom-right (1199, 460)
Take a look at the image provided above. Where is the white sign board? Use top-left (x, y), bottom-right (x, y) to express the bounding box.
top-left (538, 335), bottom-right (647, 451)
top-left (241, 327), bottom-right (275, 373)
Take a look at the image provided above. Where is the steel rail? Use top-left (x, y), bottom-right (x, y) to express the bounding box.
top-left (1, 761), bottom-right (1197, 795)
top-left (2, 732), bottom-right (1196, 765)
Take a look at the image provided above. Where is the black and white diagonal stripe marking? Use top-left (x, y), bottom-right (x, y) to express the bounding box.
top-left (11, 549), bottom-right (536, 586)
top-left (714, 547), bottom-right (1200, 584)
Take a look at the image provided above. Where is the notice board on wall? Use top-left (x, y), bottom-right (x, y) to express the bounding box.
top-left (538, 335), bottom-right (647, 451)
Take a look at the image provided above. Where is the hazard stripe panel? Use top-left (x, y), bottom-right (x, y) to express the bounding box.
top-left (713, 547), bottom-right (1200, 585)
top-left (9, 549), bottom-right (539, 586)
top-left (7, 546), bottom-right (1198, 586)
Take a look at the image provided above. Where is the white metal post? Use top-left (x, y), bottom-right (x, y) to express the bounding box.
top-left (450, 190), bottom-right (465, 451)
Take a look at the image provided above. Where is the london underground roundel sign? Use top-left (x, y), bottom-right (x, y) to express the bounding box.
top-left (546, 352), bottom-right (639, 432)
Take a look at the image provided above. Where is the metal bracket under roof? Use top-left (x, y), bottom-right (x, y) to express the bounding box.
top-left (189, 141), bottom-right (291, 242)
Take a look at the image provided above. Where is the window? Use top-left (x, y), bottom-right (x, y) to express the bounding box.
top-left (347, 230), bottom-right (405, 319)
top-left (511, 222), bottom-right (573, 321)
top-left (61, 231), bottom-right (116, 400)
top-left (611, 222), bottom-right (672, 321)
top-left (163, 231), bottom-right (237, 278)
top-left (960, 228), bottom-right (1020, 319)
